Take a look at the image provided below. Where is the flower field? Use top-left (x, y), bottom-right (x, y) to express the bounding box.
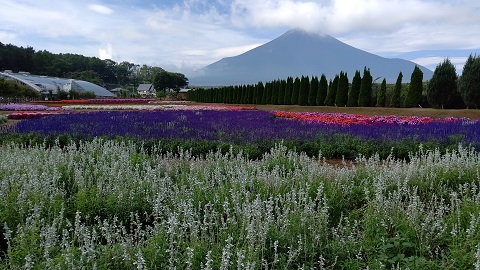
top-left (1, 140), bottom-right (480, 269)
top-left (2, 105), bottom-right (480, 268)
top-left (5, 108), bottom-right (480, 159)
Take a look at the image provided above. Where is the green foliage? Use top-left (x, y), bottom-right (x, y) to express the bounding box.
top-left (376, 78), bottom-right (387, 107)
top-left (316, 74), bottom-right (328, 106)
top-left (347, 70), bottom-right (361, 107)
top-left (152, 70), bottom-right (188, 92)
top-left (335, 71), bottom-right (349, 106)
top-left (284, 77), bottom-right (293, 105)
top-left (427, 59), bottom-right (458, 109)
top-left (0, 115), bottom-right (7, 124)
top-left (308, 76), bottom-right (319, 106)
top-left (277, 80), bottom-right (286, 105)
top-left (459, 54), bottom-right (480, 109)
top-left (358, 67), bottom-right (373, 107)
top-left (298, 76), bottom-right (310, 106)
top-left (2, 139), bottom-right (480, 268)
top-left (405, 66), bottom-right (424, 108)
top-left (291, 77), bottom-right (301, 105)
top-left (391, 72), bottom-right (403, 108)
top-left (0, 77), bottom-right (41, 99)
top-left (324, 76), bottom-right (338, 106)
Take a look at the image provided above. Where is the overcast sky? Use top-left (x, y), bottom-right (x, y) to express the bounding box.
top-left (1, 0), bottom-right (479, 76)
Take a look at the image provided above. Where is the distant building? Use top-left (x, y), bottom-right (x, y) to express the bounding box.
top-left (137, 84), bottom-right (156, 96)
top-left (0, 71), bottom-right (114, 97)
top-left (178, 88), bottom-right (191, 100)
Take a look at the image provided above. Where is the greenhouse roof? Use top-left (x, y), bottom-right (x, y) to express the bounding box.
top-left (0, 71), bottom-right (114, 97)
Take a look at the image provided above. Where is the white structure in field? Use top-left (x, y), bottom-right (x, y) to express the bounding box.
top-left (0, 70), bottom-right (114, 97)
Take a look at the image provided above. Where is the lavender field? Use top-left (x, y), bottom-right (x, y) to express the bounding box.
top-left (7, 110), bottom-right (480, 159)
top-left (1, 109), bottom-right (480, 269)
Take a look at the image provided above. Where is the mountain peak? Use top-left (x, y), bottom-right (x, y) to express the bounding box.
top-left (189, 30), bottom-right (433, 86)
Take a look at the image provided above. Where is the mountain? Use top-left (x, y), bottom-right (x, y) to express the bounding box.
top-left (189, 29), bottom-right (433, 86)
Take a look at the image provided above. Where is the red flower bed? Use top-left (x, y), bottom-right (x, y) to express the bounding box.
top-left (7, 112), bottom-right (59, 119)
top-left (272, 111), bottom-right (468, 125)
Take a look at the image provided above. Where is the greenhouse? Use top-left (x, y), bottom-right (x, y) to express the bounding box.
top-left (0, 71), bottom-right (114, 97)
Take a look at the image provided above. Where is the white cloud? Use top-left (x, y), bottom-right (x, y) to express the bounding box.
top-left (99, 43), bottom-right (114, 60)
top-left (0, 0), bottom-right (479, 75)
top-left (88, 4), bottom-right (114, 15)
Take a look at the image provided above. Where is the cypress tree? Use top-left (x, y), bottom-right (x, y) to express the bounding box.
top-left (309, 76), bottom-right (319, 106)
top-left (427, 59), bottom-right (458, 109)
top-left (358, 67), bottom-right (373, 107)
top-left (298, 75), bottom-right (310, 106)
top-left (325, 75), bottom-right (338, 106)
top-left (459, 54), bottom-right (480, 109)
top-left (376, 78), bottom-right (387, 107)
top-left (391, 72), bottom-right (403, 108)
top-left (285, 77), bottom-right (293, 105)
top-left (316, 74), bottom-right (328, 106)
top-left (278, 80), bottom-right (286, 105)
top-left (265, 82), bottom-right (272, 104)
top-left (405, 66), bottom-right (424, 108)
top-left (347, 70), bottom-right (361, 107)
top-left (256, 82), bottom-right (265, 104)
top-left (271, 80), bottom-right (279, 105)
top-left (291, 77), bottom-right (300, 105)
top-left (258, 82), bottom-right (267, 105)
top-left (335, 71), bottom-right (349, 107)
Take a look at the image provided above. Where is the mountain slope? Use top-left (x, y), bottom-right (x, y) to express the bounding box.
top-left (189, 29), bottom-right (433, 86)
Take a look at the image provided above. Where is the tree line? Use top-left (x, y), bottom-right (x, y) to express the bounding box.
top-left (0, 42), bottom-right (188, 92)
top-left (189, 55), bottom-right (480, 109)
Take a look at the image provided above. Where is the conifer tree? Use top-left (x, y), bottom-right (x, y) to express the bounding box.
top-left (316, 74), bottom-right (328, 106)
top-left (405, 66), bottom-right (424, 108)
top-left (277, 80), bottom-right (286, 105)
top-left (459, 54), bottom-right (480, 109)
top-left (265, 82), bottom-right (272, 104)
top-left (358, 67), bottom-right (372, 107)
top-left (257, 82), bottom-right (267, 104)
top-left (347, 70), bottom-right (361, 107)
top-left (285, 77), bottom-right (293, 105)
top-left (390, 72), bottom-right (403, 107)
top-left (309, 76), bottom-right (319, 106)
top-left (298, 75), bottom-right (310, 106)
top-left (255, 82), bottom-right (264, 104)
top-left (376, 78), bottom-right (387, 107)
top-left (291, 77), bottom-right (301, 105)
top-left (325, 75), bottom-right (338, 106)
top-left (427, 59), bottom-right (458, 109)
top-left (335, 71), bottom-right (349, 107)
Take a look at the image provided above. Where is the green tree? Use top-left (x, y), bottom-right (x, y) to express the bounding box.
top-left (316, 74), bottom-right (328, 106)
top-left (291, 77), bottom-right (301, 105)
top-left (405, 66), bottom-right (424, 108)
top-left (297, 76), bottom-right (309, 106)
top-left (284, 77), bottom-right (293, 105)
top-left (256, 82), bottom-right (264, 104)
top-left (376, 78), bottom-right (387, 107)
top-left (358, 67), bottom-right (373, 107)
top-left (335, 71), bottom-right (349, 107)
top-left (347, 70), bottom-right (361, 107)
top-left (325, 75), bottom-right (338, 106)
top-left (427, 59), bottom-right (458, 109)
top-left (391, 72), bottom-right (403, 108)
top-left (308, 76), bottom-right (318, 106)
top-left (153, 71), bottom-right (188, 93)
top-left (459, 54), bottom-right (480, 109)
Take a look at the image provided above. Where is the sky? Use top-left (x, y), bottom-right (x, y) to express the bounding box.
top-left (1, 0), bottom-right (479, 77)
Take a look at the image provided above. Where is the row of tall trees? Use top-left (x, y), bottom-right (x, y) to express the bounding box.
top-left (189, 67), bottom-right (381, 107)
